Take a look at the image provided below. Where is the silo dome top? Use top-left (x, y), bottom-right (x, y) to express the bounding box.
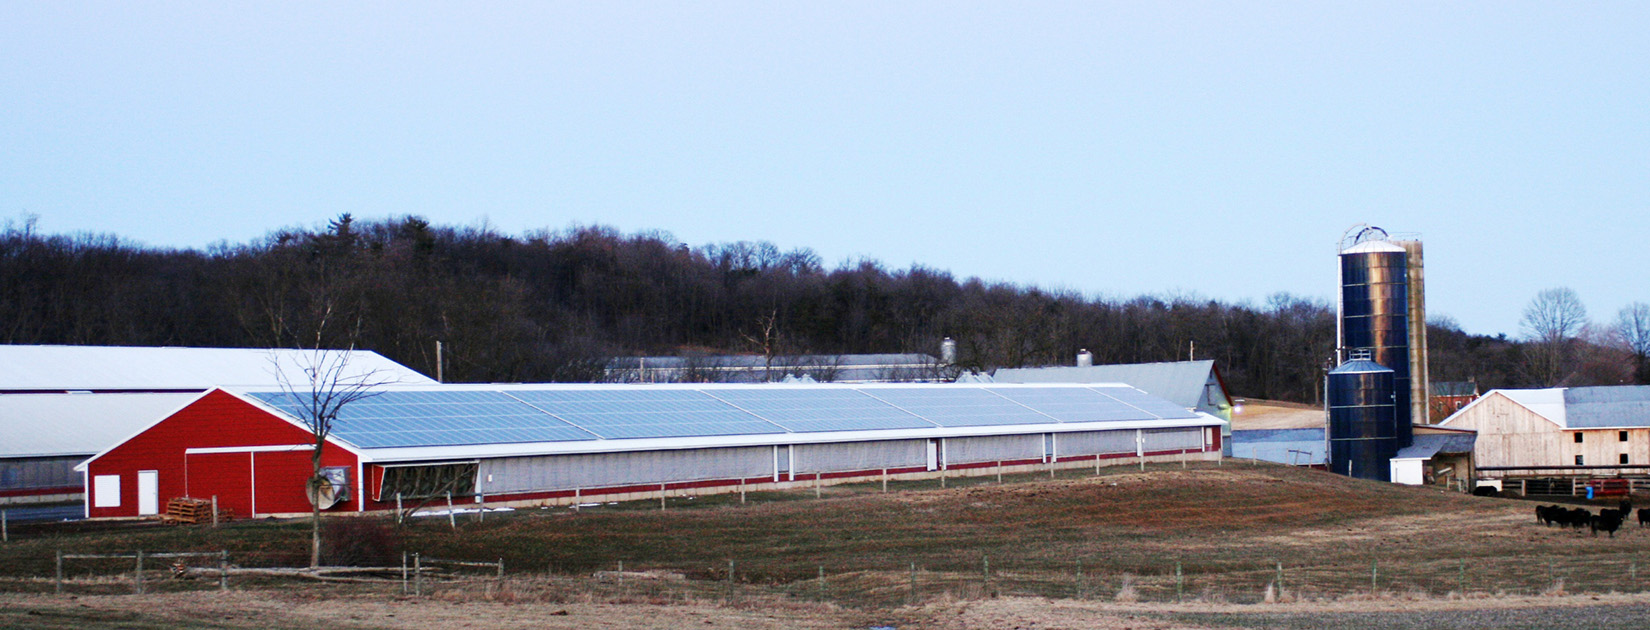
top-left (1330, 359), bottom-right (1394, 374)
top-left (1340, 239), bottom-right (1406, 255)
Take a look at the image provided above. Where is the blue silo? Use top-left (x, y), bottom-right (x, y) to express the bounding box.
top-left (1339, 237), bottom-right (1412, 449)
top-left (1327, 356), bottom-right (1398, 481)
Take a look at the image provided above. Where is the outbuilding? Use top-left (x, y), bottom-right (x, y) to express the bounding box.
top-left (0, 345), bottom-right (435, 506)
top-left (77, 382), bottom-right (1225, 519)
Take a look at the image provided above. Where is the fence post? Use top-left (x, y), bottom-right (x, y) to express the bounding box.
top-left (2, 509), bottom-right (8, 542)
top-left (211, 496), bottom-right (219, 528)
top-left (618, 560), bottom-right (624, 585)
top-left (219, 550), bottom-right (228, 591)
top-left (883, 469), bottom-right (889, 493)
top-left (740, 480), bottom-right (746, 504)
top-left (414, 553), bottom-right (423, 597)
top-left (55, 549), bottom-right (63, 595)
top-left (1076, 558), bottom-right (1084, 600)
top-left (909, 562), bottom-right (918, 603)
top-left (726, 559), bottom-right (735, 601)
top-left (574, 488), bottom-right (581, 512)
top-left (134, 549), bottom-right (144, 595)
top-left (1175, 561), bottom-right (1183, 603)
top-left (446, 492), bottom-right (456, 529)
top-left (1371, 559), bottom-right (1378, 594)
top-left (815, 473), bottom-right (822, 499)
top-left (818, 565), bottom-right (826, 599)
top-left (401, 551), bottom-right (408, 595)
top-left (396, 493), bottom-right (404, 524)
top-left (997, 462), bottom-right (1003, 484)
top-left (660, 483), bottom-right (667, 510)
top-left (498, 557), bottom-right (504, 583)
top-left (1457, 559), bottom-right (1466, 594)
top-left (1276, 561), bottom-right (1284, 595)
top-left (477, 492), bottom-right (485, 523)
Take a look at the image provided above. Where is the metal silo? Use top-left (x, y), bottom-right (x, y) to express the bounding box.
top-left (1327, 355), bottom-right (1398, 481)
top-left (1338, 228), bottom-right (1412, 449)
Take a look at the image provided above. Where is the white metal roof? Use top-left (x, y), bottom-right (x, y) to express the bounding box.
top-left (991, 360), bottom-right (1225, 410)
top-left (1341, 240), bottom-right (1406, 254)
top-left (0, 345), bottom-right (436, 391)
top-left (0, 392), bottom-right (203, 458)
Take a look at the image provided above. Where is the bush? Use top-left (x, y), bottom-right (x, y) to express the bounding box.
top-left (321, 518), bottom-right (401, 567)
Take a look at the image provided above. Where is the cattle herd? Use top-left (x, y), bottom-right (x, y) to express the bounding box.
top-left (1535, 500), bottom-right (1650, 537)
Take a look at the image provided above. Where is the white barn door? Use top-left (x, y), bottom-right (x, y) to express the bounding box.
top-left (137, 470), bottom-right (160, 516)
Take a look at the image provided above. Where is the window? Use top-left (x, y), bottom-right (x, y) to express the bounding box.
top-left (1575, 433), bottom-right (1584, 443)
top-left (1622, 431), bottom-right (1630, 442)
top-left (1576, 455), bottom-right (1585, 466)
top-left (93, 475), bottom-right (121, 508)
top-left (1623, 454), bottom-right (1631, 465)
top-left (376, 462), bottom-right (478, 501)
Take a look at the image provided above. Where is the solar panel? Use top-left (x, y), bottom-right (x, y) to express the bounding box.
top-left (505, 389), bottom-right (786, 439)
top-left (246, 390), bottom-right (599, 448)
top-left (985, 387), bottom-right (1161, 423)
top-left (1084, 387), bottom-right (1199, 419)
top-left (244, 384), bottom-right (1204, 450)
top-left (706, 389), bottom-right (934, 433)
top-left (863, 388), bottom-right (1055, 427)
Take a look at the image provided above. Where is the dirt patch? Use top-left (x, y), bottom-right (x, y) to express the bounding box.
top-left (1231, 400), bottom-right (1324, 430)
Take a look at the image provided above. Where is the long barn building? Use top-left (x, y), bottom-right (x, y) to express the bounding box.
top-left (78, 383), bottom-right (1224, 519)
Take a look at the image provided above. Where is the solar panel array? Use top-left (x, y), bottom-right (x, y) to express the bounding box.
top-left (246, 386), bottom-right (1201, 449)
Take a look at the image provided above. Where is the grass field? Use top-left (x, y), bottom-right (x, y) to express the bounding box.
top-left (5, 461), bottom-right (1650, 628)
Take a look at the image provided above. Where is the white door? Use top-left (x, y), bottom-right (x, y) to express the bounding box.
top-left (926, 440), bottom-right (939, 471)
top-left (137, 470), bottom-right (160, 516)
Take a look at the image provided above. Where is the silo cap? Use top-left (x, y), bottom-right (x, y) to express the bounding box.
top-left (1341, 240), bottom-right (1406, 254)
top-left (1331, 359), bottom-right (1395, 374)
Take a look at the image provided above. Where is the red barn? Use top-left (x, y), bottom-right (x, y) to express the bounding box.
top-left (78, 390), bottom-right (363, 518)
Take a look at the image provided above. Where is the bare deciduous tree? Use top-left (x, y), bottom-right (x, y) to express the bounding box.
top-left (272, 344), bottom-right (397, 569)
top-left (1520, 287), bottom-right (1589, 386)
top-left (1619, 302), bottom-right (1650, 384)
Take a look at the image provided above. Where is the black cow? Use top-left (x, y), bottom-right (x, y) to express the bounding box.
top-left (1593, 510), bottom-right (1625, 537)
top-left (1639, 508), bottom-right (1650, 528)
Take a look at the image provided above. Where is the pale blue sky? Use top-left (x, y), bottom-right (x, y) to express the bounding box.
top-left (3, 2), bottom-right (1646, 338)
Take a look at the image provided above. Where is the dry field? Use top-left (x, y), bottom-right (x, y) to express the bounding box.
top-left (6, 462), bottom-right (1650, 628)
top-left (1229, 399), bottom-right (1324, 430)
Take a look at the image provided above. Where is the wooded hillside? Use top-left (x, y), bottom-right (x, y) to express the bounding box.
top-left (0, 215), bottom-right (1618, 402)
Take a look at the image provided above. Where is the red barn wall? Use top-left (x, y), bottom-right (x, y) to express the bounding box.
top-left (84, 390), bottom-right (358, 518)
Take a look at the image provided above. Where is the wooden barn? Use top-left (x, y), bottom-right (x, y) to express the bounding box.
top-left (1439, 385), bottom-right (1650, 486)
top-left (76, 382), bottom-right (1226, 519)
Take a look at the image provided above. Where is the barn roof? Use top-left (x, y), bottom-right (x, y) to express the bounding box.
top-left (227, 382), bottom-right (1221, 461)
top-left (1230, 428), bottom-right (1325, 465)
top-left (0, 392), bottom-right (203, 458)
top-left (1564, 386), bottom-right (1650, 429)
top-left (991, 360), bottom-right (1226, 410)
top-left (0, 345), bottom-right (436, 392)
top-left (1393, 432), bottom-right (1477, 460)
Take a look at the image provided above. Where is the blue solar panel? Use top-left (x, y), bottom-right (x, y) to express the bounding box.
top-left (706, 389), bottom-right (934, 433)
top-left (505, 389), bottom-right (786, 439)
top-left (863, 388), bottom-right (1056, 427)
top-left (1084, 387), bottom-right (1199, 419)
top-left (246, 390), bottom-right (599, 448)
top-left (245, 384), bottom-right (1203, 450)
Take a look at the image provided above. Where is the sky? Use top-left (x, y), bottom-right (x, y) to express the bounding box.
top-left (3, 2), bottom-right (1646, 338)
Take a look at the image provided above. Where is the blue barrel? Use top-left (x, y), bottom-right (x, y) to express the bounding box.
top-left (1328, 358), bottom-right (1398, 481)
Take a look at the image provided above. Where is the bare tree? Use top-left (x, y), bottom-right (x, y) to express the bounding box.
top-left (1619, 302), bottom-right (1650, 384)
top-left (1520, 287), bottom-right (1589, 386)
top-left (272, 345), bottom-right (397, 569)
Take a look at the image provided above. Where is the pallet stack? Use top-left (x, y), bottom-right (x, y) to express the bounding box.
top-left (160, 497), bottom-right (234, 524)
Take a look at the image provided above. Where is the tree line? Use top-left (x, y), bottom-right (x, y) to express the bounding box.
top-left (2, 214), bottom-right (1643, 403)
